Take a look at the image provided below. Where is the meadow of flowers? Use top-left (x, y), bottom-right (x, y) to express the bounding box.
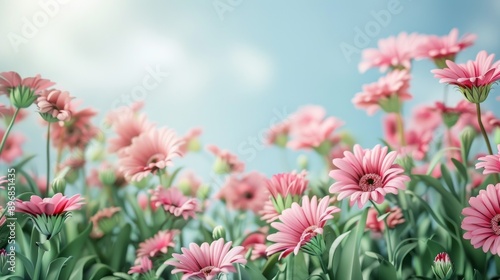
top-left (1, 28), bottom-right (500, 280)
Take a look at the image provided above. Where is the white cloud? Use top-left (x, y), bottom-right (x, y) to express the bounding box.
top-left (229, 45), bottom-right (274, 92)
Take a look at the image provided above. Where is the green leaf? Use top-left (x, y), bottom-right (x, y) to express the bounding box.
top-left (58, 223), bottom-right (92, 280)
top-left (451, 158), bottom-right (469, 183)
top-left (261, 253), bottom-right (279, 279)
top-left (69, 256), bottom-right (97, 280)
top-left (84, 263), bottom-right (114, 280)
top-left (293, 252), bottom-right (309, 280)
top-left (112, 272), bottom-right (133, 280)
top-left (17, 169), bottom-right (41, 196)
top-left (241, 263), bottom-right (267, 280)
top-left (109, 224), bottom-right (131, 271)
top-left (425, 147), bottom-right (460, 176)
top-left (327, 230), bottom-right (350, 269)
top-left (12, 154), bottom-right (36, 170)
top-left (335, 208), bottom-right (367, 280)
top-left (165, 166), bottom-right (183, 188)
top-left (411, 175), bottom-right (462, 225)
top-left (394, 241), bottom-right (418, 275)
top-left (405, 190), bottom-right (460, 242)
top-left (364, 252), bottom-right (398, 280)
top-left (16, 252), bottom-right (34, 279)
top-left (439, 164), bottom-right (459, 200)
top-left (45, 257), bottom-right (72, 280)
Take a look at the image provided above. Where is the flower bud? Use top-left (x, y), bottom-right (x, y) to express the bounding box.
top-left (187, 138), bottom-right (202, 152)
top-left (442, 112), bottom-right (460, 128)
top-left (494, 127), bottom-right (500, 145)
top-left (274, 133), bottom-right (288, 148)
top-left (460, 126), bottom-right (476, 161)
top-left (212, 158), bottom-right (230, 175)
top-left (297, 155), bottom-right (309, 170)
top-left (212, 226), bottom-right (227, 240)
top-left (51, 177), bottom-right (67, 194)
top-left (99, 169), bottom-right (116, 187)
top-left (197, 184), bottom-right (211, 200)
top-left (432, 252), bottom-right (453, 280)
top-left (378, 95), bottom-right (402, 114)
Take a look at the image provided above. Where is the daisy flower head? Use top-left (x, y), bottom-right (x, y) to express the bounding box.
top-left (119, 127), bottom-right (183, 182)
top-left (353, 70), bottom-right (412, 115)
top-left (359, 32), bottom-right (424, 73)
top-left (432, 50), bottom-right (500, 103)
top-left (165, 238), bottom-right (247, 280)
top-left (266, 196), bottom-right (340, 259)
top-left (417, 28), bottom-right (476, 68)
top-left (476, 144), bottom-right (500, 175)
top-left (462, 183), bottom-right (500, 256)
top-left (329, 144), bottom-right (409, 208)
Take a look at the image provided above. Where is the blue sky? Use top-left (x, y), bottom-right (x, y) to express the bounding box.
top-left (0, 0), bottom-right (499, 179)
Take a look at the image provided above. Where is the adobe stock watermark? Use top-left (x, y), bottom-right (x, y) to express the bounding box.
top-left (7, 0), bottom-right (72, 53)
top-left (5, 168), bottom-right (17, 273)
top-left (339, 0), bottom-right (404, 63)
top-left (213, 0), bottom-right (243, 21)
top-left (111, 65), bottom-right (170, 110)
top-left (237, 106), bottom-right (289, 162)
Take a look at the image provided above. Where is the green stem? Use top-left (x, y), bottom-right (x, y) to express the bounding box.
top-left (286, 255), bottom-right (294, 280)
top-left (0, 108), bottom-right (20, 156)
top-left (370, 201), bottom-right (394, 264)
top-left (395, 112), bottom-right (406, 146)
top-left (33, 235), bottom-right (48, 280)
top-left (476, 103), bottom-right (500, 183)
top-left (318, 255), bottom-right (330, 280)
top-left (46, 123), bottom-right (51, 196)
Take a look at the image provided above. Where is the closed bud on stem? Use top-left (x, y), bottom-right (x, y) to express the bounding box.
top-left (51, 177), bottom-right (66, 194)
top-left (212, 226), bottom-right (226, 240)
top-left (99, 169), bottom-right (116, 187)
top-left (432, 252), bottom-right (453, 280)
top-left (297, 155), bottom-right (308, 170)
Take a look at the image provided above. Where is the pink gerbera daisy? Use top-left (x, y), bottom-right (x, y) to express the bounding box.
top-left (287, 116), bottom-right (344, 151)
top-left (0, 129), bottom-right (25, 163)
top-left (137, 230), bottom-right (178, 258)
top-left (265, 171), bottom-right (308, 200)
top-left (259, 199), bottom-right (280, 223)
top-left (119, 127), bottom-right (183, 181)
top-left (265, 121), bottom-right (290, 147)
top-left (36, 89), bottom-right (73, 122)
top-left (206, 145), bottom-right (245, 174)
top-left (165, 238), bottom-right (247, 280)
top-left (217, 171), bottom-right (268, 213)
top-left (150, 187), bottom-right (198, 220)
top-left (50, 103), bottom-right (99, 150)
top-left (0, 71), bottom-right (54, 96)
top-left (241, 230), bottom-right (268, 260)
top-left (89, 207), bottom-right (122, 239)
top-left (353, 70), bottom-right (412, 115)
top-left (128, 256), bottom-right (153, 275)
top-left (266, 196), bottom-right (340, 259)
top-left (366, 206), bottom-right (405, 233)
top-left (476, 145), bottom-right (500, 174)
top-left (16, 193), bottom-right (84, 216)
top-left (432, 51), bottom-right (500, 103)
top-left (108, 110), bottom-right (153, 155)
top-left (178, 127), bottom-right (203, 154)
top-left (0, 105), bottom-right (28, 123)
top-left (417, 28), bottom-right (476, 67)
top-left (329, 144), bottom-right (409, 208)
top-left (462, 183), bottom-right (500, 256)
top-left (359, 32), bottom-right (424, 73)
top-left (16, 193), bottom-right (85, 239)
